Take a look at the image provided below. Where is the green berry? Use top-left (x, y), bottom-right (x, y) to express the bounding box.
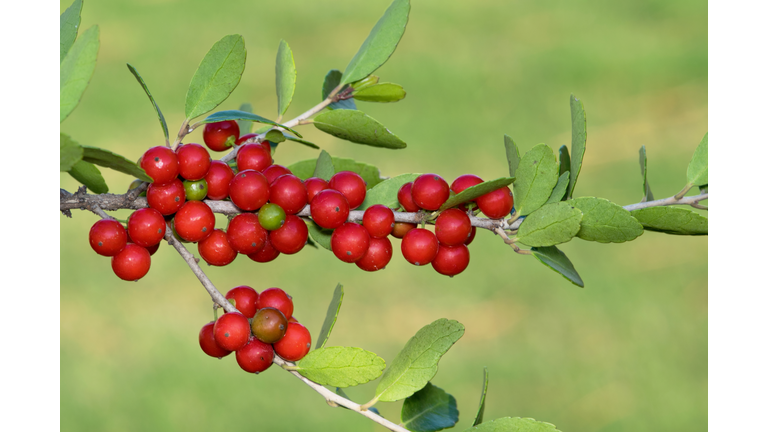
top-left (183, 179), bottom-right (208, 201)
top-left (258, 203), bottom-right (287, 231)
top-left (251, 307), bottom-right (288, 344)
top-left (128, 179), bottom-right (147, 197)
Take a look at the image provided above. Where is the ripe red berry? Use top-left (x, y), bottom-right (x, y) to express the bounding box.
top-left (235, 133), bottom-right (271, 153)
top-left (176, 143), bottom-right (211, 181)
top-left (204, 160), bottom-right (235, 200)
top-left (328, 171), bottom-right (367, 210)
top-left (450, 174), bottom-right (484, 195)
top-left (397, 182), bottom-right (420, 212)
top-left (412, 174), bottom-right (450, 211)
top-left (228, 170), bottom-right (270, 211)
top-left (140, 146), bottom-right (179, 186)
top-left (213, 312), bottom-right (251, 351)
top-left (269, 174), bottom-right (307, 215)
top-left (305, 177), bottom-right (329, 203)
top-left (263, 164), bottom-right (292, 184)
top-left (362, 204), bottom-right (395, 238)
top-left (255, 288), bottom-right (294, 320)
top-left (477, 186), bottom-right (514, 219)
top-left (435, 208), bottom-right (472, 246)
top-left (431, 244), bottom-right (470, 276)
top-left (198, 229), bottom-right (237, 266)
top-left (269, 215), bottom-right (308, 255)
top-left (111, 243), bottom-right (151, 281)
top-left (127, 208), bottom-right (166, 248)
top-left (226, 213), bottom-right (267, 254)
top-left (247, 236), bottom-right (280, 263)
top-left (251, 307), bottom-right (288, 343)
top-left (331, 223), bottom-right (370, 263)
top-left (356, 236), bottom-right (393, 272)
top-left (173, 201), bottom-right (215, 242)
top-left (147, 179), bottom-right (186, 215)
top-left (310, 189), bottom-right (350, 229)
top-left (236, 337), bottom-right (274, 373)
top-left (237, 143), bottom-right (273, 172)
top-left (465, 226), bottom-right (477, 245)
top-left (203, 120), bottom-right (239, 152)
top-left (225, 286), bottom-right (260, 318)
top-left (274, 322), bottom-right (311, 361)
top-left (199, 322), bottom-right (231, 358)
top-left (391, 222), bottom-right (417, 239)
top-left (89, 219), bottom-right (128, 256)
top-left (401, 228), bottom-right (439, 266)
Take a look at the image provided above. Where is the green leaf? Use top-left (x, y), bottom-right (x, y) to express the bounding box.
top-left (374, 318), bottom-right (465, 403)
top-left (282, 133), bottom-right (320, 149)
top-left (352, 83), bottom-right (406, 102)
top-left (558, 145), bottom-right (570, 177)
top-left (126, 64), bottom-right (169, 144)
top-left (60, 25), bottom-right (99, 123)
top-left (401, 382), bottom-right (459, 432)
top-left (463, 417), bottom-right (561, 432)
top-left (322, 69), bottom-right (356, 110)
top-left (567, 197), bottom-right (644, 243)
top-left (512, 144), bottom-right (559, 216)
top-left (360, 173), bottom-right (420, 209)
top-left (296, 347), bottom-right (386, 387)
top-left (60, 133), bottom-right (83, 172)
top-left (545, 172), bottom-right (569, 205)
top-left (68, 160), bottom-right (108, 194)
top-left (340, 0), bottom-right (410, 85)
top-left (316, 284), bottom-right (344, 349)
top-left (439, 177), bottom-right (515, 211)
top-left (201, 110), bottom-right (301, 137)
top-left (307, 220), bottom-right (333, 251)
top-left (81, 146), bottom-right (152, 182)
top-left (236, 103), bottom-right (253, 134)
top-left (638, 145), bottom-right (654, 201)
top-left (473, 368), bottom-right (489, 426)
top-left (531, 245), bottom-right (584, 287)
top-left (567, 95), bottom-right (587, 199)
top-left (275, 40), bottom-right (297, 117)
top-left (516, 202), bottom-right (583, 247)
top-left (264, 130), bottom-right (286, 144)
top-left (686, 132), bottom-right (708, 186)
top-left (60, 0), bottom-right (82, 62)
top-left (314, 110), bottom-right (407, 149)
top-left (287, 156), bottom-right (383, 188)
top-left (314, 150), bottom-right (335, 181)
top-left (630, 207), bottom-right (708, 235)
top-left (351, 75), bottom-right (380, 90)
top-left (504, 135), bottom-right (521, 179)
top-left (185, 34), bottom-right (247, 120)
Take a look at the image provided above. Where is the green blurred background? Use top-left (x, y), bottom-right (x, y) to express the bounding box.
top-left (60, 0), bottom-right (707, 431)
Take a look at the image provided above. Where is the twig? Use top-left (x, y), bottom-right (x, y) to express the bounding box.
top-left (622, 192), bottom-right (708, 212)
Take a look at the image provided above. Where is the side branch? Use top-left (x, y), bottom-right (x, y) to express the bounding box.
top-left (623, 192), bottom-right (708, 212)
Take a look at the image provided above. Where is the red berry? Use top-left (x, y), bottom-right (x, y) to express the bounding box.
top-left (431, 244), bottom-right (470, 276)
top-left (397, 182), bottom-right (420, 212)
top-left (225, 286), bottom-right (260, 318)
top-left (173, 201), bottom-right (215, 242)
top-left (263, 164), bottom-right (292, 184)
top-left (226, 213), bottom-right (267, 254)
top-left (203, 120), bottom-right (239, 152)
top-left (89, 219), bottom-right (128, 256)
top-left (199, 322), bottom-right (231, 358)
top-left (435, 208), bottom-right (472, 246)
top-left (235, 133), bottom-right (271, 153)
top-left (236, 336), bottom-right (274, 373)
top-left (111, 243), bottom-right (151, 281)
top-left (237, 143), bottom-right (273, 172)
top-left (247, 236), bottom-right (280, 263)
top-left (391, 222), bottom-right (417, 239)
top-left (310, 189), bottom-right (349, 229)
top-left (176, 143), bottom-right (211, 181)
top-left (274, 322), bottom-right (311, 361)
top-left (147, 179), bottom-right (186, 215)
top-left (198, 229), bottom-right (237, 266)
top-left (401, 228), bottom-right (439, 266)
top-left (328, 171), bottom-right (367, 210)
top-left (256, 287), bottom-right (294, 320)
top-left (411, 174), bottom-right (450, 211)
top-left (213, 312), bottom-right (250, 351)
top-left (362, 204), bottom-right (395, 238)
top-left (144, 242), bottom-right (160, 256)
top-left (477, 186), bottom-right (514, 219)
top-left (204, 160), bottom-right (235, 200)
top-left (305, 177), bottom-right (329, 203)
top-left (450, 174), bottom-right (484, 195)
top-left (465, 226), bottom-right (477, 245)
top-left (269, 215), bottom-right (308, 255)
top-left (229, 170), bottom-right (270, 211)
top-left (331, 223), bottom-right (370, 263)
top-left (127, 208), bottom-right (166, 248)
top-left (140, 146), bottom-right (179, 186)
top-left (356, 236), bottom-right (393, 272)
top-left (269, 174), bottom-right (307, 215)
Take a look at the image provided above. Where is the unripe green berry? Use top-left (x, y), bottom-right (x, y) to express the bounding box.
top-left (183, 179), bottom-right (208, 201)
top-left (258, 203), bottom-right (287, 231)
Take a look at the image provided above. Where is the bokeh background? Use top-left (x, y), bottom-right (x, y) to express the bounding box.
top-left (60, 0), bottom-right (707, 431)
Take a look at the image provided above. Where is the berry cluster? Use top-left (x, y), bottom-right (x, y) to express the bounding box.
top-left (199, 287), bottom-right (311, 373)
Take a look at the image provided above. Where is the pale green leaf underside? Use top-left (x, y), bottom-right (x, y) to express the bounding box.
top-left (60, 0), bottom-right (82, 62)
top-left (69, 160), bottom-right (108, 194)
top-left (567, 197), bottom-right (643, 243)
top-left (686, 132), bottom-right (708, 186)
top-left (352, 83), bottom-right (406, 102)
top-left (473, 368), bottom-right (489, 427)
top-left (185, 34), bottom-right (246, 120)
top-left (201, 110), bottom-right (301, 137)
top-left (287, 157), bottom-right (383, 189)
top-left (440, 177), bottom-right (514, 211)
top-left (236, 103), bottom-right (253, 134)
top-left (504, 135), bottom-right (521, 179)
top-left (81, 146), bottom-right (152, 182)
top-left (314, 109), bottom-right (406, 149)
top-left (126, 64), bottom-right (169, 142)
top-left (630, 207), bottom-right (708, 235)
top-left (401, 382), bottom-right (459, 432)
top-left (545, 172), bottom-right (570, 205)
top-left (360, 173), bottom-right (420, 209)
top-left (296, 347), bottom-right (385, 387)
top-left (463, 417), bottom-right (561, 432)
top-left (516, 202), bottom-right (583, 247)
top-left (513, 144), bottom-right (559, 216)
top-left (60, 25), bottom-right (99, 123)
top-left (568, 94), bottom-right (587, 199)
top-left (316, 284), bottom-right (344, 349)
top-left (313, 150), bottom-right (335, 181)
top-left (60, 133), bottom-right (83, 172)
top-left (276, 40), bottom-right (297, 117)
top-left (308, 221), bottom-right (333, 251)
top-left (531, 245), bottom-right (584, 287)
top-left (638, 145), bottom-right (654, 201)
top-left (264, 130), bottom-right (286, 144)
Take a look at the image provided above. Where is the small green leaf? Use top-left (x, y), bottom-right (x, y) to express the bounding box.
top-left (126, 64), bottom-right (169, 144)
top-left (288, 157), bottom-right (383, 188)
top-left (516, 202), bottom-right (583, 247)
top-left (531, 245), bottom-right (584, 287)
top-left (264, 130), bottom-right (286, 144)
top-left (340, 0), bottom-right (410, 85)
top-left (296, 347), bottom-right (386, 387)
top-left (439, 177), bottom-right (515, 211)
top-left (201, 110), bottom-right (301, 137)
top-left (351, 75), bottom-right (380, 90)
top-left (68, 160), bottom-right (108, 194)
top-left (307, 221), bottom-right (333, 250)
top-left (322, 69), bottom-right (356, 110)
top-left (60, 0), bottom-right (82, 62)
top-left (60, 25), bottom-right (99, 123)
top-left (567, 95), bottom-right (587, 199)
top-left (463, 417), bottom-right (561, 432)
top-left (314, 150), bottom-right (335, 181)
top-left (568, 197), bottom-right (644, 243)
top-left (401, 382), bottom-right (459, 432)
top-left (473, 368), bottom-right (489, 427)
top-left (314, 110), bottom-right (406, 149)
top-left (282, 133), bottom-right (320, 149)
top-left (686, 132), bottom-right (708, 186)
top-left (504, 135), bottom-right (521, 179)
top-left (316, 284), bottom-right (344, 349)
top-left (630, 207), bottom-right (708, 235)
top-left (639, 145), bottom-right (654, 201)
top-left (374, 319), bottom-right (464, 403)
top-left (60, 133), bottom-right (83, 172)
top-left (360, 173), bottom-right (420, 209)
top-left (185, 34), bottom-right (247, 120)
top-left (236, 103), bottom-right (253, 134)
top-left (558, 145), bottom-right (570, 177)
top-left (545, 172), bottom-right (569, 205)
top-left (81, 146), bottom-right (152, 182)
top-left (352, 83), bottom-right (406, 102)
top-left (513, 144), bottom-right (559, 216)
top-left (276, 40), bottom-right (297, 117)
